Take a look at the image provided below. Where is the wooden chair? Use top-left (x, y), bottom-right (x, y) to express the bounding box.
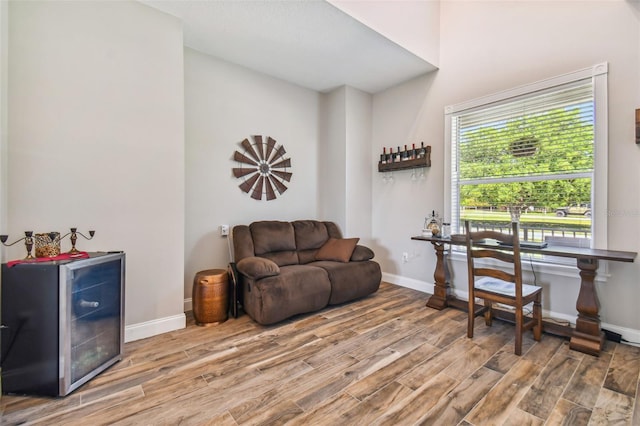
top-left (464, 220), bottom-right (542, 355)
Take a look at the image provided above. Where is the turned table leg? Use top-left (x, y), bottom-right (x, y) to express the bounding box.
top-left (569, 258), bottom-right (605, 356)
top-left (426, 241), bottom-right (451, 310)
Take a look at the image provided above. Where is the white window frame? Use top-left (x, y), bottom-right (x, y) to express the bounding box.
top-left (444, 63), bottom-right (608, 267)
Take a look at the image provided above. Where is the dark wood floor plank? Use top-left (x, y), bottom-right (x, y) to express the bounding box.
top-left (340, 381), bottom-right (413, 424)
top-left (294, 347), bottom-right (403, 411)
top-left (633, 378), bottom-right (640, 426)
top-left (395, 336), bottom-right (476, 390)
top-left (118, 359), bottom-right (310, 425)
top-left (546, 398), bottom-right (592, 425)
top-left (522, 333), bottom-right (564, 366)
top-left (465, 358), bottom-right (543, 425)
top-left (590, 387), bottom-right (635, 425)
top-left (563, 350), bottom-right (612, 409)
top-left (303, 323), bottom-right (396, 367)
top-left (485, 347), bottom-right (521, 374)
top-left (604, 342), bottom-right (640, 398)
top-left (201, 410), bottom-right (238, 426)
top-left (425, 318), bottom-right (469, 348)
top-left (502, 408), bottom-right (545, 426)
top-left (227, 353), bottom-right (358, 424)
top-left (350, 297), bottom-right (426, 332)
top-left (517, 351), bottom-right (580, 420)
top-left (441, 323), bottom-right (515, 382)
top-left (416, 366), bottom-right (502, 425)
top-left (285, 391), bottom-right (359, 426)
top-left (371, 371), bottom-right (458, 425)
top-left (239, 398), bottom-right (304, 425)
top-left (346, 323), bottom-right (434, 361)
top-left (345, 341), bottom-right (439, 401)
top-left (386, 328), bottom-right (437, 354)
top-left (0, 393), bottom-right (82, 425)
top-left (27, 385), bottom-right (144, 426)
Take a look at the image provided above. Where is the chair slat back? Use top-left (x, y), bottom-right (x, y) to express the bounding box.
top-left (474, 267), bottom-right (516, 283)
top-left (465, 221), bottom-right (523, 297)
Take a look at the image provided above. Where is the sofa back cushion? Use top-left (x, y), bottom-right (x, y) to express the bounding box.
top-left (235, 220), bottom-right (346, 266)
top-left (232, 225), bottom-right (255, 262)
top-left (250, 221), bottom-right (299, 266)
top-left (293, 220), bottom-right (330, 264)
top-left (324, 221), bottom-right (344, 240)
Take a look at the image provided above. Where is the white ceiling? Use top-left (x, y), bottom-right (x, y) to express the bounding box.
top-left (140, 0), bottom-right (437, 94)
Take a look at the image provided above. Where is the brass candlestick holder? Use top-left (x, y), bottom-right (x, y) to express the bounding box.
top-left (0, 231), bottom-right (37, 259)
top-left (60, 228), bottom-right (95, 254)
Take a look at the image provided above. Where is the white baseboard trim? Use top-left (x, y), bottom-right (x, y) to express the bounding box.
top-left (383, 273), bottom-right (640, 347)
top-left (124, 313), bottom-right (186, 343)
top-left (184, 297), bottom-right (192, 313)
top-left (601, 323), bottom-right (640, 347)
top-left (382, 272), bottom-right (434, 295)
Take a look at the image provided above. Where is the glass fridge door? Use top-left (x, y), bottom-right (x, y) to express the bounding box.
top-left (59, 253), bottom-right (125, 395)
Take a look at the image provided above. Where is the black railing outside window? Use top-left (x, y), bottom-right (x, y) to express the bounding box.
top-left (464, 222), bottom-right (591, 243)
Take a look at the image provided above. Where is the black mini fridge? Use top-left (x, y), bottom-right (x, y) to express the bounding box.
top-left (1, 252), bottom-right (125, 396)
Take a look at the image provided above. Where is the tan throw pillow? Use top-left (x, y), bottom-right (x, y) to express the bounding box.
top-left (315, 237), bottom-right (360, 263)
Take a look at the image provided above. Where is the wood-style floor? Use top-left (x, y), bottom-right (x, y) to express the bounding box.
top-left (2, 282), bottom-right (639, 425)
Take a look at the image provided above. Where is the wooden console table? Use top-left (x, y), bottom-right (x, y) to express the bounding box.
top-left (411, 235), bottom-right (636, 356)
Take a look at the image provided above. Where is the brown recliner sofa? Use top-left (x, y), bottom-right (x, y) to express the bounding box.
top-left (232, 220), bottom-right (382, 325)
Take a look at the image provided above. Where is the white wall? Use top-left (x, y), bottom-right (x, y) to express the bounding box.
top-left (318, 86), bottom-right (373, 241)
top-left (372, 73), bottom-right (438, 278)
top-left (319, 87), bottom-right (347, 228)
top-left (0, 0), bottom-right (7, 236)
top-left (372, 1), bottom-right (640, 337)
top-left (7, 0), bottom-right (186, 340)
top-left (183, 48), bottom-right (321, 307)
top-left (345, 87), bottom-right (373, 243)
top-left (329, 0), bottom-right (440, 67)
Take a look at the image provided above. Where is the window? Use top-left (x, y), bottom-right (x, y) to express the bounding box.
top-left (445, 64), bottom-right (608, 254)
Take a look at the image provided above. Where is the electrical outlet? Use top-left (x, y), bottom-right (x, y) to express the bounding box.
top-left (220, 224), bottom-right (229, 236)
top-left (402, 252), bottom-right (409, 263)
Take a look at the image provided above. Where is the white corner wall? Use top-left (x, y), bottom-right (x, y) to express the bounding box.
top-left (0, 0), bottom-right (7, 235)
top-left (372, 1), bottom-right (640, 338)
top-left (328, 0), bottom-right (440, 67)
top-left (319, 87), bottom-right (347, 229)
top-left (7, 0), bottom-right (186, 340)
top-left (318, 86), bottom-right (373, 241)
top-left (183, 48), bottom-right (321, 306)
top-left (345, 87), bottom-right (373, 242)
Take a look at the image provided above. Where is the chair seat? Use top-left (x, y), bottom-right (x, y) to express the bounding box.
top-left (475, 276), bottom-right (541, 298)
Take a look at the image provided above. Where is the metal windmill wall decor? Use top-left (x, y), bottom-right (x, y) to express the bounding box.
top-left (232, 135), bottom-right (292, 201)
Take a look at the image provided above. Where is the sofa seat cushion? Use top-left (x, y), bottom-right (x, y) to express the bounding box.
top-left (310, 260), bottom-right (382, 305)
top-left (243, 264), bottom-right (331, 325)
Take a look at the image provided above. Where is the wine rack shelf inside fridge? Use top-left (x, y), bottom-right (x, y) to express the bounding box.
top-left (1, 252), bottom-right (125, 396)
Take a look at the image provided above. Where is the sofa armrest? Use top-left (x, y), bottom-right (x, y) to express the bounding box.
top-left (350, 245), bottom-right (375, 262)
top-left (236, 256), bottom-right (280, 280)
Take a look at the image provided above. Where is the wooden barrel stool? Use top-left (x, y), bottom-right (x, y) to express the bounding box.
top-left (193, 269), bottom-right (229, 326)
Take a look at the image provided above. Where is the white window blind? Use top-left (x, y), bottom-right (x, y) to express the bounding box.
top-left (450, 79), bottom-right (595, 243)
